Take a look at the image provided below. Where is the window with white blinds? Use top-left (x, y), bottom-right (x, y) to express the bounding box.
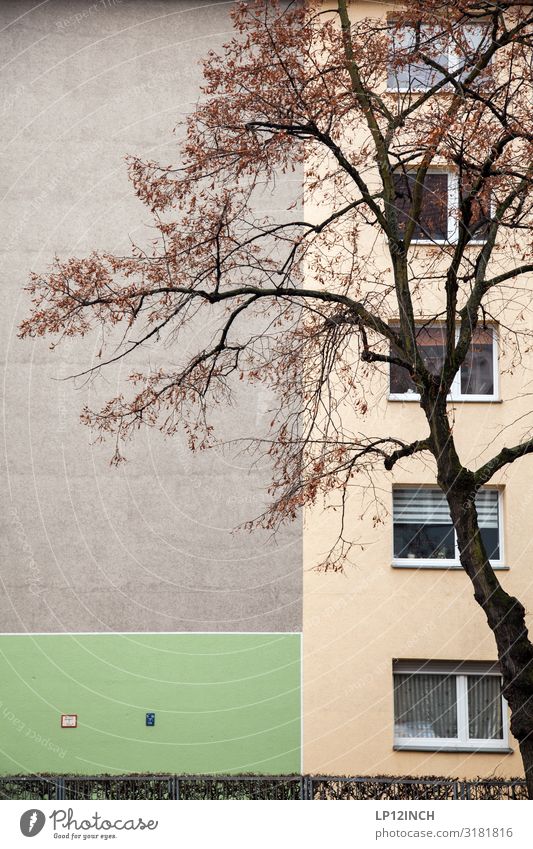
top-left (475, 490), bottom-right (499, 528)
top-left (393, 487), bottom-right (501, 566)
top-left (393, 662), bottom-right (508, 751)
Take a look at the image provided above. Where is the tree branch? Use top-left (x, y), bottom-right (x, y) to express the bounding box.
top-left (475, 439), bottom-right (533, 486)
top-left (384, 438), bottom-right (431, 471)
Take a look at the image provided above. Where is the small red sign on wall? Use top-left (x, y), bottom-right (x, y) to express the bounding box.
top-left (61, 714), bottom-right (77, 728)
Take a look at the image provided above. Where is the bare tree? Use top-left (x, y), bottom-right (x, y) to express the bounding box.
top-left (19, 0), bottom-right (533, 792)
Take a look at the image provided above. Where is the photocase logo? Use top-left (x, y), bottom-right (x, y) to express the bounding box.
top-left (20, 809), bottom-right (46, 837)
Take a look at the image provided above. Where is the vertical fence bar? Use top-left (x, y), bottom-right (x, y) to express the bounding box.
top-left (303, 775), bottom-right (313, 800)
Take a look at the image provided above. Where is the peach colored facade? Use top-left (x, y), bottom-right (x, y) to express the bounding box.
top-left (303, 1), bottom-right (532, 779)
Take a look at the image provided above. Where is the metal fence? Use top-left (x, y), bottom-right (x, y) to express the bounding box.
top-left (0, 775), bottom-right (303, 801)
top-left (0, 775), bottom-right (527, 800)
top-left (306, 776), bottom-right (529, 800)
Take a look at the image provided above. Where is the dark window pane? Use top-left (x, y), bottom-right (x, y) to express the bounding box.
top-left (394, 523), bottom-right (455, 560)
top-left (459, 176), bottom-right (491, 240)
top-left (390, 326), bottom-right (446, 394)
top-left (390, 359), bottom-right (417, 394)
top-left (460, 328), bottom-right (494, 395)
top-left (480, 527), bottom-right (500, 561)
top-left (421, 343), bottom-right (446, 375)
top-left (393, 173), bottom-right (448, 240)
top-left (467, 676), bottom-right (503, 740)
top-left (394, 673), bottom-right (458, 738)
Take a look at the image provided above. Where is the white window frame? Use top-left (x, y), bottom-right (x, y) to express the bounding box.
top-left (387, 22), bottom-right (490, 95)
top-left (391, 485), bottom-right (505, 570)
top-left (393, 662), bottom-right (510, 752)
top-left (388, 323), bottom-right (499, 403)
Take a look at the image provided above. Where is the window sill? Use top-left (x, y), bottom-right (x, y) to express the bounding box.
top-left (386, 239), bottom-right (492, 251)
top-left (392, 562), bottom-right (508, 571)
top-left (409, 239), bottom-right (449, 246)
top-left (386, 88), bottom-right (435, 95)
top-left (386, 88), bottom-right (453, 95)
top-left (388, 395), bottom-right (501, 404)
top-left (394, 744), bottom-right (513, 754)
top-left (399, 239), bottom-right (489, 249)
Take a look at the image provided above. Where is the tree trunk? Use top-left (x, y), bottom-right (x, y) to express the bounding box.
top-left (421, 392), bottom-right (533, 795)
top-left (518, 737), bottom-right (533, 800)
top-left (447, 490), bottom-right (533, 798)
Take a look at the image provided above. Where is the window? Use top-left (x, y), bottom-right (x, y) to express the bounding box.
top-left (392, 171), bottom-right (491, 243)
top-left (459, 175), bottom-right (492, 241)
top-left (388, 23), bottom-right (448, 92)
top-left (393, 661), bottom-right (509, 752)
top-left (387, 22), bottom-right (491, 92)
top-left (389, 325), bottom-right (497, 401)
top-left (393, 172), bottom-right (448, 241)
top-left (392, 487), bottom-right (503, 568)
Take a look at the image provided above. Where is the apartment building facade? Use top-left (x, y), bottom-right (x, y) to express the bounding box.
top-left (303, 0), bottom-right (531, 780)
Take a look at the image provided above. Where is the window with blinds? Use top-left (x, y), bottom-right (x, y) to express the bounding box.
top-left (392, 487), bottom-right (501, 565)
top-left (389, 325), bottom-right (496, 401)
top-left (393, 661), bottom-right (507, 751)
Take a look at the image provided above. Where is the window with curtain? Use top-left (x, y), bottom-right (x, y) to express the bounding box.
top-left (392, 487), bottom-right (501, 565)
top-left (468, 675), bottom-right (504, 740)
top-left (394, 673), bottom-right (458, 739)
top-left (393, 663), bottom-right (506, 750)
top-left (389, 325), bottom-right (496, 399)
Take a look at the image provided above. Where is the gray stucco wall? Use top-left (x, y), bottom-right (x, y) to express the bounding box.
top-left (1, 0), bottom-right (302, 632)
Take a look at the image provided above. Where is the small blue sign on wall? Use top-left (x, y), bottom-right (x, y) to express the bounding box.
top-left (146, 712), bottom-right (155, 726)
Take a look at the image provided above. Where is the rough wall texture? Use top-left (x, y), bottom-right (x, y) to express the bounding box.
top-left (0, 0), bottom-right (303, 634)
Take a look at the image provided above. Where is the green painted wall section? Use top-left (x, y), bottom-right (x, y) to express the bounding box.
top-left (0, 634), bottom-right (301, 775)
